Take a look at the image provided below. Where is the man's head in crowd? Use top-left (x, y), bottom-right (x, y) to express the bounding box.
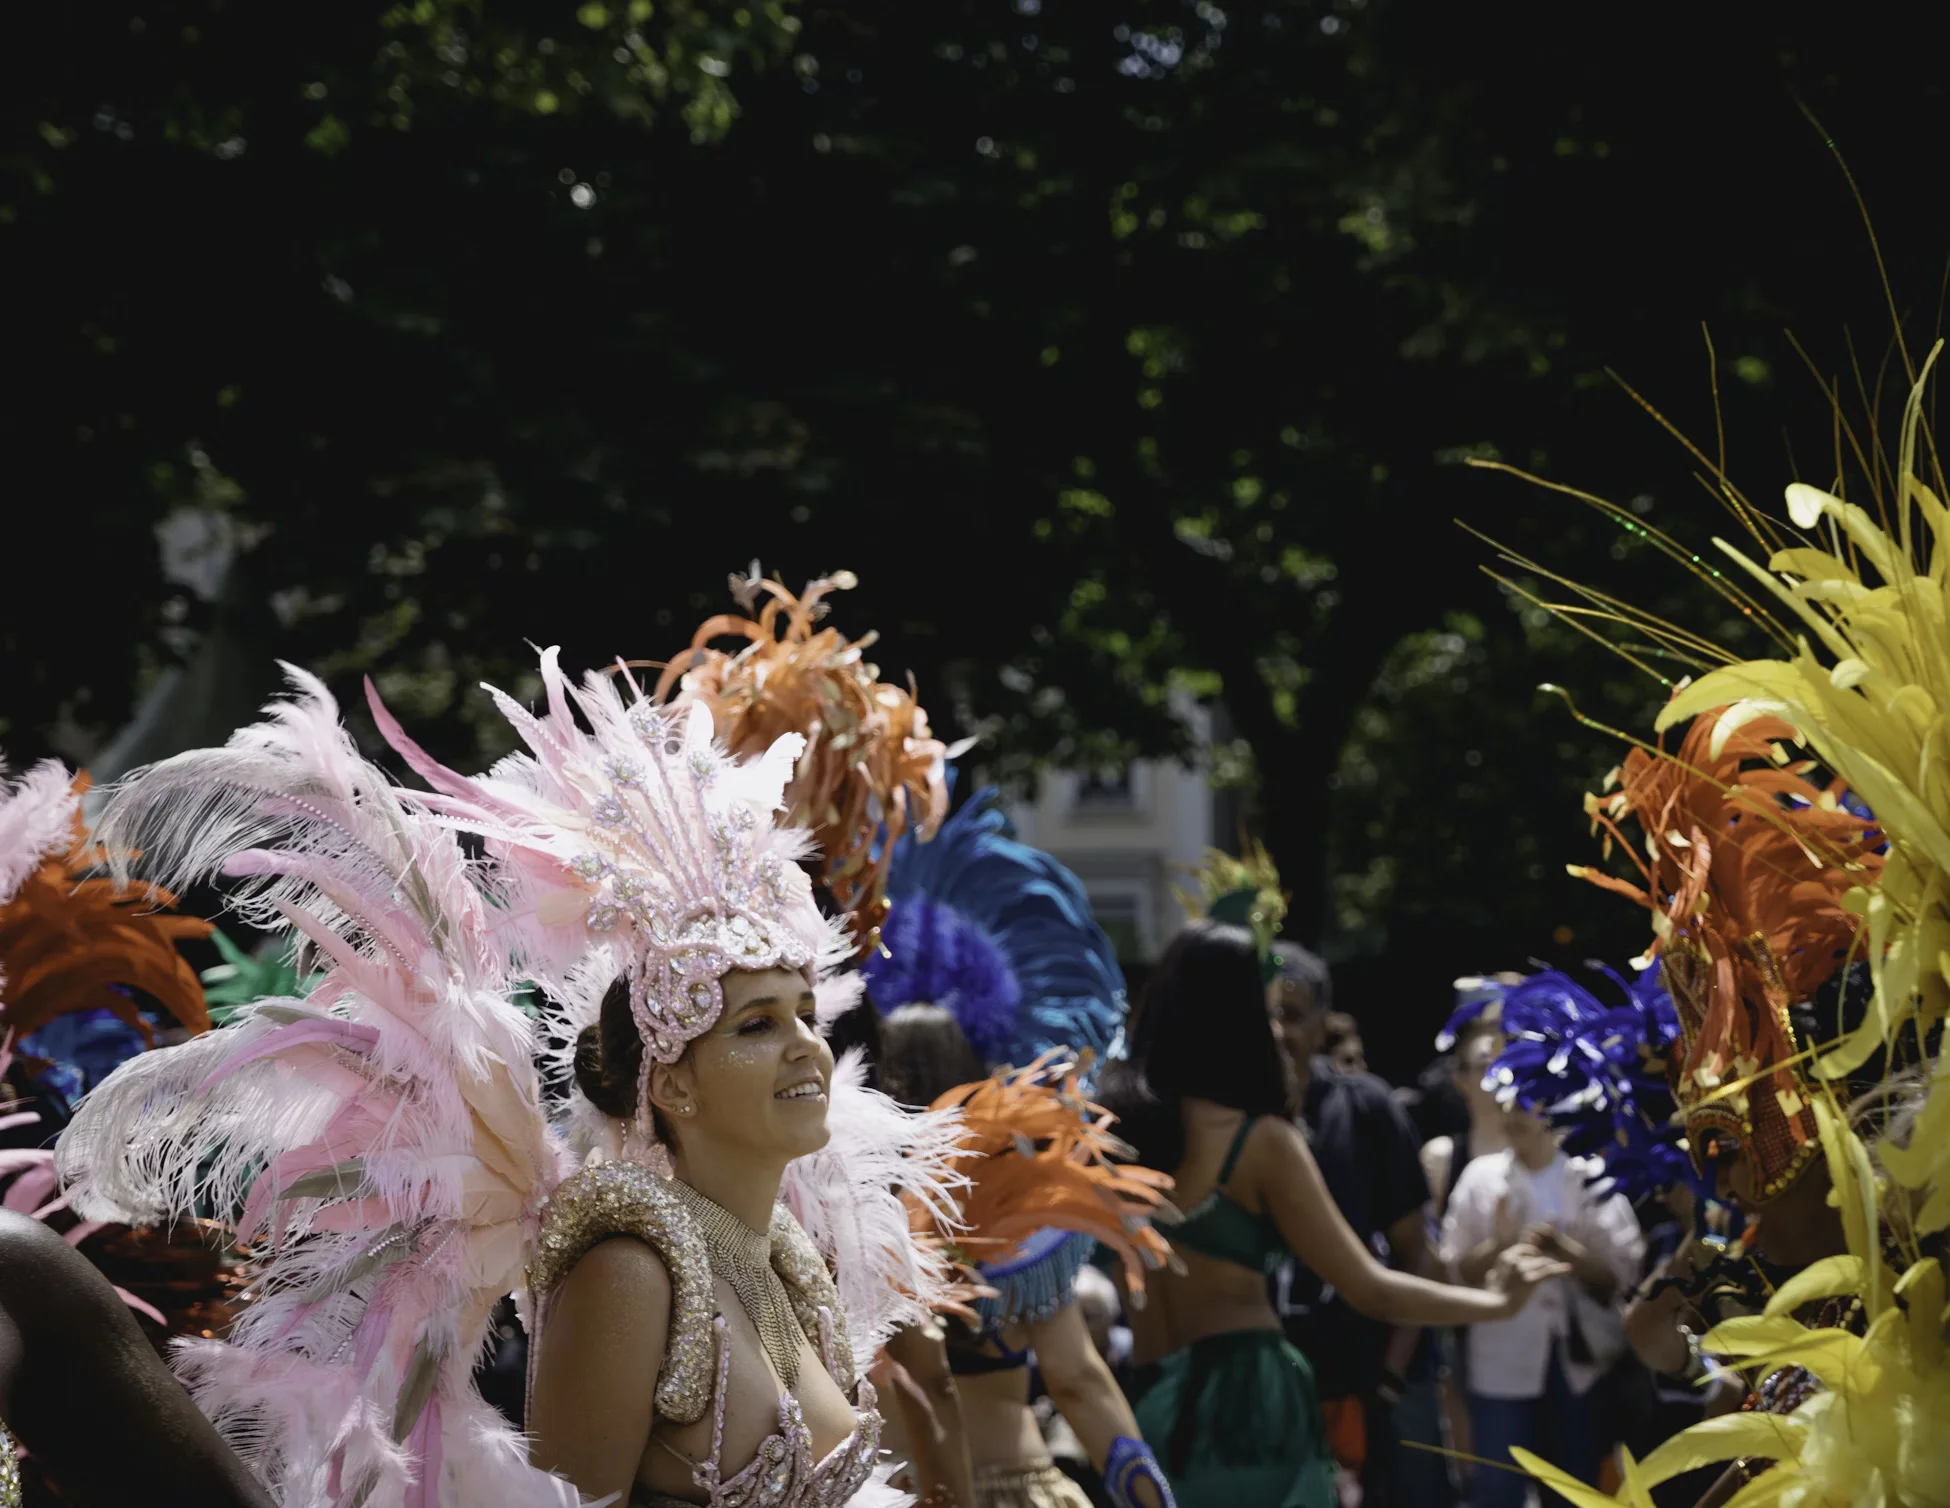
top-left (1268, 940), bottom-right (1332, 1104)
top-left (1322, 1010), bottom-right (1365, 1076)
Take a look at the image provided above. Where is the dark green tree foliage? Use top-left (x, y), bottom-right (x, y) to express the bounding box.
top-left (6, 0), bottom-right (1950, 1076)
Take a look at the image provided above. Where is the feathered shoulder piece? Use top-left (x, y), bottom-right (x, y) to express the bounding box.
top-left (1571, 705), bottom-right (1882, 1201)
top-left (57, 666), bottom-right (582, 1508)
top-left (650, 567), bottom-right (950, 948)
top-left (1480, 965), bottom-right (1687, 1201)
top-left (0, 759), bottom-right (211, 1051)
top-left (862, 785), bottom-right (1126, 1070)
top-left (1178, 842), bottom-right (1287, 978)
top-left (928, 1052), bottom-right (1173, 1318)
top-left (369, 645), bottom-right (850, 1101)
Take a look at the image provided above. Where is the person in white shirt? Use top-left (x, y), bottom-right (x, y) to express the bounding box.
top-left (1439, 1106), bottom-right (1644, 1507)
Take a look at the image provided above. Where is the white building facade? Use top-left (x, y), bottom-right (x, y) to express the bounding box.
top-left (997, 706), bottom-right (1227, 962)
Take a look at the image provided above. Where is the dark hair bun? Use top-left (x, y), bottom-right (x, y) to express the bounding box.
top-left (574, 982), bottom-right (642, 1119)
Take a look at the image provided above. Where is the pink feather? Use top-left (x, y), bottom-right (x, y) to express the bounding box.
top-left (58, 667), bottom-right (586, 1508)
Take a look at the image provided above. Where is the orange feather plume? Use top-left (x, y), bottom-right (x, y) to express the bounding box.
top-left (921, 1051), bottom-right (1175, 1304)
top-left (0, 771), bottom-right (212, 1046)
top-left (1569, 707), bottom-right (1881, 1196)
top-left (652, 568), bottom-right (949, 948)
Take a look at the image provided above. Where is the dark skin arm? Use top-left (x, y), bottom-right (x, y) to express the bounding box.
top-left (0, 1210), bottom-right (274, 1508)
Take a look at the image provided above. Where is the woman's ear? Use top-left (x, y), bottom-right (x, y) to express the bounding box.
top-left (647, 1058), bottom-right (697, 1123)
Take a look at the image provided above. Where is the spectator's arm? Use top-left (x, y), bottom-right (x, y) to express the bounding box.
top-left (1592, 1188), bottom-right (1648, 1294)
top-left (1420, 1136), bottom-right (1455, 1217)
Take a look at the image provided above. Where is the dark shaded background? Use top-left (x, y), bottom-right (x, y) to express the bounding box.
top-left (5, 0), bottom-right (1947, 1086)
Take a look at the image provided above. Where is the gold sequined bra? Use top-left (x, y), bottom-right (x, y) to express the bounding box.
top-left (529, 1161), bottom-right (884, 1508)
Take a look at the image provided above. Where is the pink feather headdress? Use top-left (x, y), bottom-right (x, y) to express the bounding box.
top-left (370, 646), bottom-right (849, 1099)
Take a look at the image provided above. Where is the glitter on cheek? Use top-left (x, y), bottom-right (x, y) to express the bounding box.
top-left (694, 1030), bottom-right (791, 1127)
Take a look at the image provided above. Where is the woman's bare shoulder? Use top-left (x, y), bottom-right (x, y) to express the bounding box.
top-left (1237, 1113), bottom-right (1314, 1190)
top-left (556, 1234), bottom-right (673, 1318)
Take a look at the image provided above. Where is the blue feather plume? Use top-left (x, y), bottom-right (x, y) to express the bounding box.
top-left (1479, 964), bottom-right (1691, 1202)
top-left (861, 784), bottom-right (1127, 1070)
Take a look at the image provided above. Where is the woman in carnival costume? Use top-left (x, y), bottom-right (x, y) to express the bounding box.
top-left (1477, 331), bottom-right (1950, 1505)
top-left (1098, 854), bottom-right (1567, 1508)
top-left (861, 785), bottom-right (1179, 1508)
top-left (56, 648), bottom-right (965, 1508)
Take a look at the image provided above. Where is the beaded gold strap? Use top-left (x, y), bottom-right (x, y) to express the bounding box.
top-left (769, 1204), bottom-right (855, 1393)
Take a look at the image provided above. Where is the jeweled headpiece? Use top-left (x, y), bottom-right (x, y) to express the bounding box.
top-left (371, 647), bottom-right (848, 1093)
top-left (1572, 705), bottom-right (1881, 1200)
top-left (652, 567), bottom-right (950, 949)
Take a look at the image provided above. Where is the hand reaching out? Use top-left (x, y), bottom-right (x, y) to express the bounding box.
top-left (1525, 1223), bottom-right (1622, 1300)
top-left (1486, 1241), bottom-right (1571, 1317)
top-left (1524, 1223), bottom-right (1585, 1265)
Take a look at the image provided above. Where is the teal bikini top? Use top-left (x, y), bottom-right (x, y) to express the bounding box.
top-left (1168, 1116), bottom-right (1288, 1276)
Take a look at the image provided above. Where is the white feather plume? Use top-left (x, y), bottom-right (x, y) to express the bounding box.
top-left (781, 1049), bottom-right (966, 1360)
top-left (0, 756), bottom-right (80, 909)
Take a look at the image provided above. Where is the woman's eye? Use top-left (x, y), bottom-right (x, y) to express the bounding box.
top-left (798, 1011), bottom-right (818, 1028)
top-left (739, 1017), bottom-right (772, 1036)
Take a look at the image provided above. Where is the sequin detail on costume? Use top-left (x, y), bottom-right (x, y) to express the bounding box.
top-left (0, 1420), bottom-right (19, 1508)
top-left (645, 1313), bottom-right (883, 1508)
top-left (529, 1160), bottom-right (718, 1422)
top-left (529, 1162), bottom-right (859, 1421)
top-left (768, 1203), bottom-right (856, 1394)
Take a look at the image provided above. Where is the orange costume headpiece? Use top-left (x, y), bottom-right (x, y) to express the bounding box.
top-left (653, 568), bottom-right (950, 948)
top-left (1573, 708), bottom-right (1882, 1201)
top-left (0, 762), bottom-right (211, 1052)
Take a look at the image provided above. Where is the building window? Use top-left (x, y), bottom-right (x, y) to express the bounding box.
top-left (1074, 765), bottom-right (1135, 811)
top-left (1088, 892), bottom-right (1146, 962)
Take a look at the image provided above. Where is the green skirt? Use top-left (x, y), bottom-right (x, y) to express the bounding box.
top-left (1128, 1329), bottom-right (1336, 1508)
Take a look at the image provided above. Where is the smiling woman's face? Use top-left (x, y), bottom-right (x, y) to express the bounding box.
top-left (651, 966), bottom-right (833, 1164)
